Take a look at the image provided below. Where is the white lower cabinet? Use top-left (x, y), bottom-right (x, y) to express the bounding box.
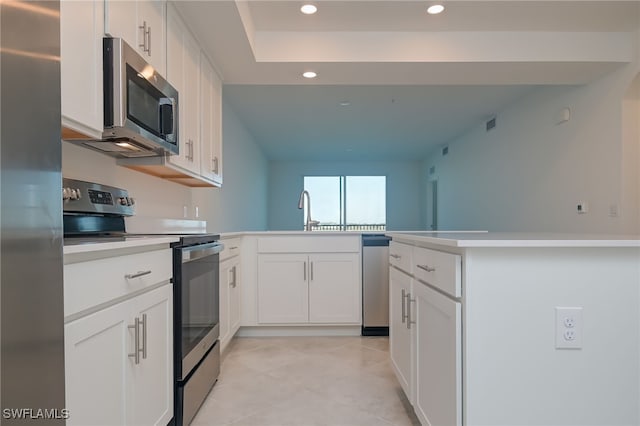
top-left (257, 252), bottom-right (360, 324)
top-left (413, 280), bottom-right (462, 426)
top-left (64, 242), bottom-right (174, 426)
top-left (390, 242), bottom-right (462, 426)
top-left (220, 254), bottom-right (242, 351)
top-left (65, 284), bottom-right (173, 426)
top-left (389, 267), bottom-right (413, 401)
top-left (258, 254), bottom-right (309, 323)
top-left (129, 285), bottom-right (174, 426)
top-left (65, 297), bottom-right (131, 425)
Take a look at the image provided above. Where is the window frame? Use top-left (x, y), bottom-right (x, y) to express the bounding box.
top-left (303, 175), bottom-right (386, 231)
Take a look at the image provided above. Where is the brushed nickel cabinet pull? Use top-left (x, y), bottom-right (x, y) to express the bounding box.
top-left (138, 21), bottom-right (148, 52)
top-left (141, 314), bottom-right (147, 360)
top-left (417, 264), bottom-right (436, 273)
top-left (147, 26), bottom-right (151, 56)
top-left (230, 266), bottom-right (237, 288)
top-left (406, 295), bottom-right (416, 330)
top-left (125, 270), bottom-right (152, 279)
top-left (401, 288), bottom-right (407, 323)
top-left (128, 317), bottom-right (141, 364)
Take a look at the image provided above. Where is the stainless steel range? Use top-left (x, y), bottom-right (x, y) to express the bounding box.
top-left (62, 178), bottom-right (222, 426)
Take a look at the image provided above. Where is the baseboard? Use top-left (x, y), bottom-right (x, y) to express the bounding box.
top-left (236, 325), bottom-right (361, 337)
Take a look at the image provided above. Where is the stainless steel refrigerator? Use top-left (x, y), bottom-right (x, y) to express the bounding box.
top-left (1, 1), bottom-right (66, 424)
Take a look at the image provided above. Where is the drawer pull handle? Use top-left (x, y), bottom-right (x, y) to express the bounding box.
top-left (401, 288), bottom-right (407, 323)
top-left (128, 317), bottom-right (141, 364)
top-left (406, 294), bottom-right (416, 330)
top-left (141, 314), bottom-right (148, 360)
top-left (230, 246), bottom-right (238, 250)
top-left (125, 270), bottom-right (152, 279)
top-left (390, 254), bottom-right (401, 259)
top-left (417, 264), bottom-right (436, 273)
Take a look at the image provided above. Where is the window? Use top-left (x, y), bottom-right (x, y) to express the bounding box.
top-left (303, 176), bottom-right (386, 231)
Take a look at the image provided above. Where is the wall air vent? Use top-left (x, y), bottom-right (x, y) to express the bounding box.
top-left (486, 116), bottom-right (497, 132)
top-left (442, 146), bottom-right (449, 156)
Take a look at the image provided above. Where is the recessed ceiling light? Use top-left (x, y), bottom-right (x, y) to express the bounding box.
top-left (300, 4), bottom-right (317, 14)
top-left (302, 71), bottom-right (317, 79)
top-left (339, 101), bottom-right (351, 106)
top-left (427, 4), bottom-right (445, 14)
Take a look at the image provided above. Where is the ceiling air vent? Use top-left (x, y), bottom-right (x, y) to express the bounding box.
top-left (442, 146), bottom-right (449, 156)
top-left (486, 116), bottom-right (497, 132)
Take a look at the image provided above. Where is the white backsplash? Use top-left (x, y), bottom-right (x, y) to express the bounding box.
top-left (62, 141), bottom-right (199, 220)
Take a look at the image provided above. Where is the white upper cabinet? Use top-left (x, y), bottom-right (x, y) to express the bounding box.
top-left (199, 53), bottom-right (223, 186)
top-left (60, 0), bottom-right (104, 139)
top-left (165, 3), bottom-right (201, 175)
top-left (105, 0), bottom-right (166, 76)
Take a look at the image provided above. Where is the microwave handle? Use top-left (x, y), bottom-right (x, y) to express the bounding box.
top-left (159, 97), bottom-right (175, 136)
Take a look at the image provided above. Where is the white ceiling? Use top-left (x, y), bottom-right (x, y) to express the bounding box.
top-left (174, 1), bottom-right (640, 160)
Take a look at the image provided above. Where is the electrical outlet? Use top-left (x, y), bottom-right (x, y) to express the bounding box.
top-left (576, 202), bottom-right (588, 214)
top-left (556, 307), bottom-right (583, 349)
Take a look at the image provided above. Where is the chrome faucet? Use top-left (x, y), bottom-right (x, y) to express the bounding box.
top-left (298, 190), bottom-right (319, 231)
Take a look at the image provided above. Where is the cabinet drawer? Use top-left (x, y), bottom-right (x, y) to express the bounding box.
top-left (257, 236), bottom-right (360, 253)
top-left (413, 247), bottom-right (461, 298)
top-left (389, 241), bottom-right (413, 274)
top-left (64, 248), bottom-right (172, 318)
top-left (220, 238), bottom-right (241, 261)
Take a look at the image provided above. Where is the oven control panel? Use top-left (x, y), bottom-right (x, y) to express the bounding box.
top-left (62, 178), bottom-right (135, 216)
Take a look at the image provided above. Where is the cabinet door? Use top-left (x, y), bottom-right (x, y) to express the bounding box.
top-left (104, 1), bottom-right (137, 48)
top-left (257, 254), bottom-right (308, 323)
top-left (219, 257), bottom-right (232, 346)
top-left (136, 0), bottom-right (166, 75)
top-left (60, 0), bottom-right (104, 138)
top-left (308, 253), bottom-right (360, 323)
top-left (65, 300), bottom-right (133, 426)
top-left (389, 267), bottom-right (413, 401)
top-left (166, 5), bottom-right (200, 173)
top-left (105, 1), bottom-right (165, 75)
top-left (413, 281), bottom-right (462, 426)
top-left (228, 258), bottom-right (241, 333)
top-left (129, 285), bottom-right (173, 426)
top-left (199, 52), bottom-right (223, 186)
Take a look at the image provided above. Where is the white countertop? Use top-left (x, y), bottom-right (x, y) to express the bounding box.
top-left (64, 236), bottom-right (179, 254)
top-left (385, 232), bottom-right (640, 248)
top-left (221, 231), bottom-right (371, 238)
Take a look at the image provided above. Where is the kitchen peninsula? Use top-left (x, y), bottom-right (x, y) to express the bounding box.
top-left (385, 231), bottom-right (640, 425)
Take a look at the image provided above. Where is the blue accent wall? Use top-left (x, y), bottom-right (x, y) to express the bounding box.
top-left (268, 160), bottom-right (425, 231)
top-left (193, 101), bottom-right (269, 232)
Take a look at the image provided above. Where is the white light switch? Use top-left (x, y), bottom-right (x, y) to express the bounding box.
top-left (555, 307), bottom-right (583, 349)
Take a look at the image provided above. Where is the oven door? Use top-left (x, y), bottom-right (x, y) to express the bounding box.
top-left (177, 241), bottom-right (222, 380)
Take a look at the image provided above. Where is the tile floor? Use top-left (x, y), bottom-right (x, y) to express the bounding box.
top-left (191, 336), bottom-right (420, 426)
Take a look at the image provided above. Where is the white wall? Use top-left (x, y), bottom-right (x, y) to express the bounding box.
top-left (62, 101), bottom-right (269, 233)
top-left (423, 62), bottom-right (640, 234)
top-left (268, 160), bottom-right (425, 231)
top-left (192, 101), bottom-right (269, 232)
top-left (62, 142), bottom-right (194, 219)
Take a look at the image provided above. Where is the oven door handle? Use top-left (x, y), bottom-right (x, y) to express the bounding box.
top-left (181, 242), bottom-right (224, 263)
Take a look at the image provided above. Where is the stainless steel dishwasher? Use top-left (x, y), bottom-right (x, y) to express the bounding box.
top-left (362, 234), bottom-right (392, 336)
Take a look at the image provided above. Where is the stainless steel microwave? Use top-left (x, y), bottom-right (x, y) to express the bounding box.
top-left (91, 37), bottom-right (179, 157)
